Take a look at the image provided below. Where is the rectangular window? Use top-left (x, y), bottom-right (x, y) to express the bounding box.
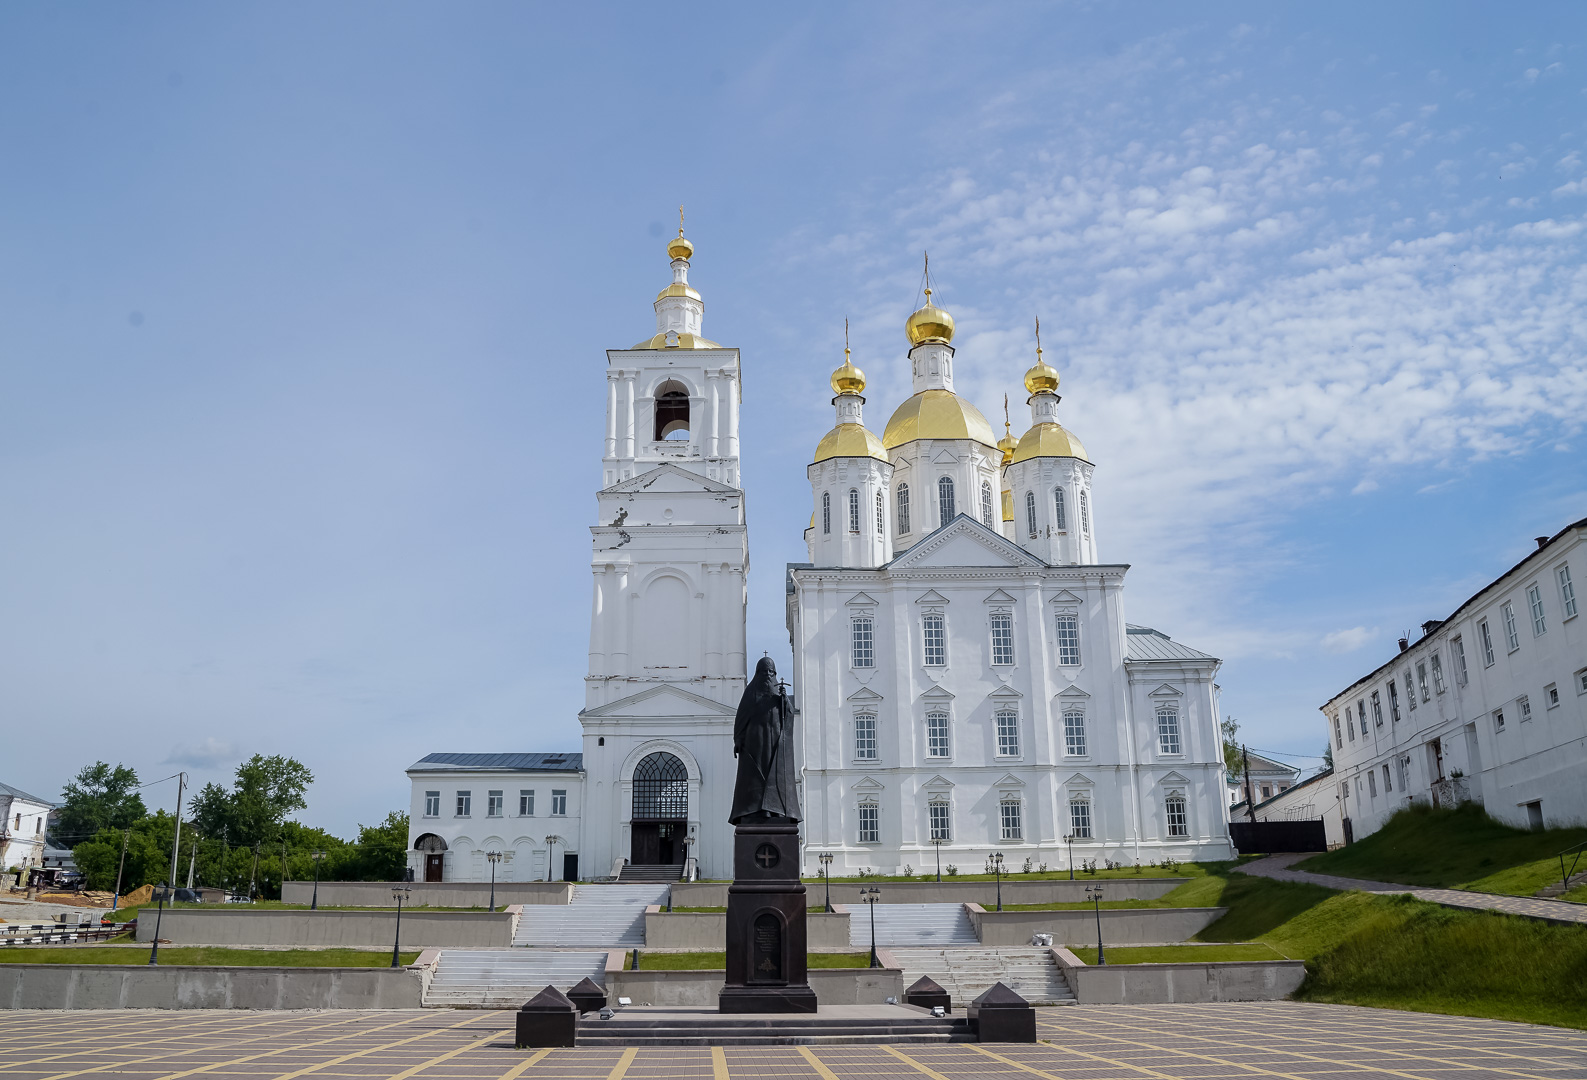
top-left (456, 791), bottom-right (472, 817)
top-left (922, 613), bottom-right (947, 667)
top-left (1080, 490), bottom-right (1091, 535)
top-left (1560, 565), bottom-right (1578, 619)
top-left (1479, 620), bottom-right (1496, 666)
top-left (1579, 668), bottom-right (1587, 695)
top-left (851, 617), bottom-right (874, 668)
top-left (1502, 602), bottom-right (1520, 652)
top-left (519, 790), bottom-right (534, 816)
top-left (1068, 797), bottom-right (1092, 839)
top-left (1371, 691), bottom-right (1383, 727)
top-left (1406, 671), bottom-right (1417, 711)
top-left (1431, 653), bottom-right (1445, 693)
top-left (926, 712), bottom-right (950, 759)
top-left (929, 801), bottom-right (952, 841)
top-left (848, 488), bottom-right (860, 532)
top-left (877, 490), bottom-right (884, 535)
top-left (854, 715), bottom-right (878, 760)
top-left (1382, 763), bottom-right (1392, 793)
top-left (822, 492), bottom-right (830, 535)
top-left (1492, 708), bottom-right (1505, 732)
top-left (1333, 715), bottom-right (1343, 748)
top-left (1055, 613), bottom-right (1081, 666)
top-left (996, 710), bottom-right (1020, 757)
top-left (1368, 770), bottom-right (1377, 798)
top-left (1528, 584), bottom-right (1546, 637)
top-left (1054, 487), bottom-right (1067, 530)
top-left (1156, 708), bottom-right (1182, 755)
top-left (1344, 711), bottom-right (1354, 742)
top-left (1388, 681), bottom-right (1401, 722)
top-left (551, 790), bottom-right (567, 816)
top-left (1518, 695), bottom-right (1531, 721)
top-left (487, 790), bottom-right (503, 818)
top-left (897, 484), bottom-right (911, 535)
top-left (424, 791), bottom-right (440, 817)
top-left (1397, 756), bottom-right (1409, 792)
top-left (1416, 663), bottom-right (1429, 702)
top-left (1546, 683), bottom-right (1560, 708)
top-left (1000, 799), bottom-right (1023, 841)
top-left (858, 802), bottom-right (880, 843)
top-left (1452, 637), bottom-right (1468, 685)
top-left (1358, 698), bottom-right (1368, 735)
top-left (1064, 710), bottom-right (1087, 756)
top-left (990, 613), bottom-right (1015, 666)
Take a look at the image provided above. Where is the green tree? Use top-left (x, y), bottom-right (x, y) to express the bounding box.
top-left (1221, 716), bottom-right (1243, 775)
top-left (189, 755), bottom-right (314, 849)
top-left (54, 762), bottom-right (146, 847)
top-left (350, 811), bottom-right (409, 881)
top-left (71, 811), bottom-right (179, 891)
top-left (1322, 741), bottom-right (1335, 771)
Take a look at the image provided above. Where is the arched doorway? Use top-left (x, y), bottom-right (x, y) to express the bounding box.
top-left (413, 833), bottom-right (448, 882)
top-left (630, 752), bottom-right (688, 866)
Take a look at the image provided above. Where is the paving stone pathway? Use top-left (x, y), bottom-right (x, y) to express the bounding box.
top-left (1239, 853), bottom-right (1587, 924)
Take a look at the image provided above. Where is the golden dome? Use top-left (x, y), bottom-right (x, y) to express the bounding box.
top-left (655, 282), bottom-right (701, 302)
top-left (630, 331), bottom-right (722, 350)
top-left (997, 429), bottom-right (1020, 466)
top-left (830, 349), bottom-right (866, 395)
top-left (1008, 422), bottom-right (1089, 465)
top-left (905, 288), bottom-right (955, 346)
top-left (1001, 488), bottom-right (1014, 522)
top-left (882, 388), bottom-right (997, 450)
top-left (1024, 359), bottom-right (1059, 394)
top-left (667, 232), bottom-right (694, 261)
top-left (813, 423), bottom-right (889, 464)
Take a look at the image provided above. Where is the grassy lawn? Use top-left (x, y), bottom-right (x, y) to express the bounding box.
top-left (105, 901), bottom-right (491, 923)
top-left (0, 947), bottom-right (421, 967)
top-left (997, 873), bottom-right (1235, 911)
top-left (1295, 803), bottom-right (1587, 897)
top-left (667, 907), bottom-right (727, 914)
top-left (1070, 943), bottom-right (1286, 964)
top-left (628, 951), bottom-right (869, 970)
top-left (801, 867), bottom-right (1193, 884)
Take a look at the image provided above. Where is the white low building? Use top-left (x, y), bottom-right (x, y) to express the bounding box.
top-left (1229, 768), bottom-right (1346, 849)
top-left (1322, 516), bottom-right (1587, 840)
top-left (1226, 751), bottom-right (1301, 808)
top-left (405, 754), bottom-right (585, 882)
top-left (1, 781), bottom-right (54, 877)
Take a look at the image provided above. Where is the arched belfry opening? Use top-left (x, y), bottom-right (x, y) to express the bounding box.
top-left (654, 380), bottom-right (691, 440)
top-left (630, 751), bottom-right (688, 865)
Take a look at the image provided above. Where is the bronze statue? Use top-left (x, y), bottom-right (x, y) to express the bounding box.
top-left (729, 657), bottom-right (800, 824)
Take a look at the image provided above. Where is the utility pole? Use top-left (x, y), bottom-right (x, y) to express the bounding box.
top-left (282, 838), bottom-right (289, 900)
top-left (1242, 744), bottom-right (1256, 823)
top-left (165, 773), bottom-right (187, 897)
top-left (111, 829), bottom-right (130, 912)
top-left (248, 843), bottom-right (260, 901)
top-left (186, 834), bottom-right (198, 889)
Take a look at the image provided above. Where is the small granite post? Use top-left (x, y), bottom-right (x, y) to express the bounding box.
top-left (967, 982), bottom-right (1036, 1043)
top-left (516, 985), bottom-right (578, 1048)
top-left (905, 974), bottom-right (952, 1013)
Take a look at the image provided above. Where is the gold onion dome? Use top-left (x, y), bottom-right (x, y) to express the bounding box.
top-left (905, 288), bottom-right (955, 346)
top-left (1025, 357), bottom-right (1059, 394)
top-left (1008, 422), bottom-right (1089, 465)
top-left (882, 388), bottom-right (997, 450)
top-left (830, 349), bottom-right (866, 395)
top-left (812, 423), bottom-right (888, 464)
top-left (997, 428), bottom-right (1020, 465)
top-left (667, 231), bottom-right (694, 261)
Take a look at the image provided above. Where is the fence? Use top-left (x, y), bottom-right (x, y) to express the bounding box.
top-left (1, 923), bottom-right (127, 946)
top-left (1229, 820), bottom-right (1327, 854)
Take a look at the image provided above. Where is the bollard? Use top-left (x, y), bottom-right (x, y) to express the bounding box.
top-left (904, 975), bottom-right (952, 1014)
top-left (516, 985), bottom-right (577, 1048)
top-left (567, 977), bottom-right (607, 1014)
top-left (967, 982), bottom-right (1036, 1043)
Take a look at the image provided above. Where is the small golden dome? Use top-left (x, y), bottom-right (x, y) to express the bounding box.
top-left (655, 282), bottom-right (701, 302)
top-left (1008, 422), bottom-right (1089, 465)
top-left (882, 388), bottom-right (997, 450)
top-left (630, 331), bottom-right (722, 350)
top-left (668, 231), bottom-right (694, 261)
top-left (1024, 359), bottom-right (1059, 394)
top-left (813, 423), bottom-right (889, 464)
top-left (997, 429), bottom-right (1020, 466)
top-left (905, 288), bottom-right (955, 346)
top-left (830, 349), bottom-right (866, 395)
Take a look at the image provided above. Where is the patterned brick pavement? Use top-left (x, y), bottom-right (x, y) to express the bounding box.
top-left (1, 1003), bottom-right (1583, 1080)
top-left (1238, 854), bottom-right (1587, 925)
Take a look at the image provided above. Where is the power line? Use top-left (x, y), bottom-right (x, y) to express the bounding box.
top-left (1247, 746), bottom-right (1330, 762)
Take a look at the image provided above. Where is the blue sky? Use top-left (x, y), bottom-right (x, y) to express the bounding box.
top-left (2, 4), bottom-right (1583, 836)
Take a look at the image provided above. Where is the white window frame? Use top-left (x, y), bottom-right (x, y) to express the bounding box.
top-left (1068, 794), bottom-right (1092, 838)
top-left (990, 612), bottom-right (1015, 666)
top-left (424, 791), bottom-right (440, 818)
top-left (1156, 707), bottom-right (1182, 756)
top-left (928, 799), bottom-right (952, 841)
top-left (1025, 491), bottom-right (1038, 538)
top-left (896, 483), bottom-right (910, 535)
top-left (857, 801), bottom-right (880, 844)
top-left (1479, 619), bottom-right (1495, 666)
top-left (1053, 486), bottom-right (1067, 531)
top-left (1559, 564), bottom-right (1578, 619)
top-left (487, 790), bottom-right (504, 818)
top-left (456, 791), bottom-right (472, 818)
top-left (1388, 680), bottom-right (1401, 722)
top-left (1405, 670), bottom-right (1417, 711)
top-left (1333, 715), bottom-right (1343, 749)
top-left (851, 616), bottom-right (875, 669)
top-left (1578, 667), bottom-right (1587, 695)
top-left (1452, 636), bottom-right (1468, 685)
top-left (519, 790), bottom-right (534, 816)
top-left (1079, 489), bottom-right (1090, 535)
top-left (1164, 793), bottom-right (1188, 838)
top-left (981, 480), bottom-right (994, 527)
top-left (1546, 682), bottom-right (1560, 709)
top-left (1416, 663), bottom-right (1429, 702)
top-left (876, 489), bottom-right (884, 535)
top-left (1345, 710), bottom-right (1355, 742)
top-left (1431, 653), bottom-right (1445, 694)
top-left (1064, 710), bottom-right (1087, 757)
top-left (1502, 602), bottom-right (1520, 652)
top-left (1371, 691), bottom-right (1383, 727)
top-left (1492, 708), bottom-right (1505, 732)
top-left (937, 475), bottom-right (955, 526)
top-left (1518, 694), bottom-right (1532, 722)
top-left (854, 714), bottom-right (878, 761)
top-left (1382, 763), bottom-right (1392, 793)
top-left (848, 488), bottom-right (861, 533)
top-left (1528, 583), bottom-right (1546, 637)
top-left (925, 711), bottom-right (951, 759)
top-left (1055, 612), bottom-right (1081, 666)
top-left (551, 789), bottom-right (568, 816)
top-left (999, 797), bottom-right (1023, 841)
top-left (1368, 770), bottom-right (1377, 798)
top-left (821, 492), bottom-right (830, 535)
top-left (1358, 698), bottom-right (1367, 735)
top-left (922, 613), bottom-right (947, 667)
top-left (995, 709), bottom-right (1020, 758)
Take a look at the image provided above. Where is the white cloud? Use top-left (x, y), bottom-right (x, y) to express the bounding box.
top-left (1322, 627), bottom-right (1378, 654)
top-left (164, 737), bottom-right (239, 769)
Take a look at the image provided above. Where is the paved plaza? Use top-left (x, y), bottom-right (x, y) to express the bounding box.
top-left (2, 1003), bottom-right (1584, 1080)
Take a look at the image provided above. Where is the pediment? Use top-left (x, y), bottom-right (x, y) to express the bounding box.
top-left (1057, 685), bottom-right (1091, 699)
top-left (890, 517), bottom-right (1044, 571)
top-left (988, 685), bottom-right (1023, 700)
top-left (581, 683), bottom-right (735, 719)
top-left (931, 449), bottom-right (959, 465)
top-left (914, 589), bottom-right (950, 606)
top-left (919, 685), bottom-right (955, 702)
top-left (994, 772), bottom-right (1026, 788)
top-left (1159, 771), bottom-right (1190, 785)
top-left (1048, 589), bottom-right (1084, 605)
top-left (846, 686), bottom-right (884, 703)
top-left (983, 588), bottom-right (1017, 605)
top-left (853, 775), bottom-right (885, 792)
top-left (1063, 772), bottom-right (1094, 787)
top-left (1148, 683), bottom-right (1184, 698)
top-left (845, 592), bottom-right (880, 607)
top-left (923, 774), bottom-right (955, 790)
top-left (601, 463), bottom-right (737, 496)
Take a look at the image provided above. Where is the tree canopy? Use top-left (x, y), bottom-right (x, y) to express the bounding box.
top-left (190, 754), bottom-right (314, 848)
top-left (54, 761), bottom-right (147, 847)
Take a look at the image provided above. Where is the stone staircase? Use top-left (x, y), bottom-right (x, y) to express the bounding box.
top-left (852, 903), bottom-right (977, 947)
top-left (890, 947), bottom-right (1076, 1006)
top-left (575, 1008), bottom-right (972, 1046)
top-left (424, 949), bottom-right (608, 1009)
top-left (512, 883), bottom-right (667, 947)
top-left (618, 864), bottom-right (684, 884)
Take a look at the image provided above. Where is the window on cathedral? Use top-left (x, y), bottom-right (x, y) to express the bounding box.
top-left (852, 616), bottom-right (874, 668)
top-left (980, 480), bottom-right (994, 526)
top-left (848, 489), bottom-right (860, 533)
top-left (929, 799), bottom-right (952, 841)
top-left (487, 790), bottom-right (503, 817)
top-left (1054, 486), bottom-right (1067, 530)
top-left (990, 613), bottom-right (1014, 666)
top-left (876, 490), bottom-right (884, 535)
top-left (1025, 491), bottom-right (1037, 538)
top-left (1000, 798), bottom-right (1023, 841)
top-left (897, 483), bottom-right (911, 534)
top-left (1079, 489), bottom-right (1091, 536)
top-left (822, 492), bottom-right (830, 535)
top-left (922, 613), bottom-right (946, 666)
top-left (995, 710), bottom-right (1020, 757)
top-left (455, 791), bottom-right (472, 817)
top-left (551, 790), bottom-right (568, 816)
top-left (424, 791), bottom-right (440, 817)
top-left (855, 714), bottom-right (878, 760)
top-left (926, 711), bottom-right (950, 758)
top-left (1064, 710), bottom-right (1087, 756)
top-left (1055, 613), bottom-right (1080, 666)
top-left (1068, 795), bottom-right (1092, 838)
top-left (654, 381), bottom-right (690, 440)
top-left (858, 801), bottom-right (879, 843)
top-left (519, 790), bottom-right (534, 816)
top-left (1165, 794), bottom-right (1188, 837)
top-left (937, 476), bottom-right (955, 526)
top-left (1156, 708), bottom-right (1182, 755)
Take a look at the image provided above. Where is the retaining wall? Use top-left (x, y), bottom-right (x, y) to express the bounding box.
top-left (0, 965), bottom-right (423, 1010)
top-left (133, 908), bottom-right (517, 948)
top-left (641, 910), bottom-right (851, 951)
top-left (967, 905), bottom-right (1225, 946)
top-left (281, 881), bottom-right (571, 907)
top-left (607, 966), bottom-right (903, 1007)
top-left (671, 878), bottom-right (1184, 908)
top-left (1051, 947), bottom-right (1306, 1003)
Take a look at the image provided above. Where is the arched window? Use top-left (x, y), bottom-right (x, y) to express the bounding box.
top-left (1063, 710), bottom-right (1087, 756)
top-left (653, 380), bottom-right (690, 441)
top-left (1079, 489), bottom-right (1090, 535)
top-left (848, 489), bottom-right (860, 532)
top-left (896, 483), bottom-right (911, 534)
top-left (980, 480), bottom-right (994, 526)
top-left (1165, 793), bottom-right (1188, 838)
top-left (1054, 487), bottom-right (1067, 530)
top-left (1156, 708), bottom-right (1181, 755)
top-left (875, 490), bottom-right (884, 535)
top-left (937, 476), bottom-right (955, 526)
top-left (821, 492), bottom-right (830, 535)
top-left (851, 616), bottom-right (874, 668)
top-left (1068, 793), bottom-right (1092, 838)
top-left (1025, 491), bottom-right (1037, 538)
top-left (922, 613), bottom-right (946, 667)
top-left (995, 709), bottom-right (1020, 757)
top-left (632, 752), bottom-right (688, 819)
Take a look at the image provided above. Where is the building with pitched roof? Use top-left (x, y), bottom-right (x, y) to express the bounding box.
top-left (1, 781), bottom-right (55, 877)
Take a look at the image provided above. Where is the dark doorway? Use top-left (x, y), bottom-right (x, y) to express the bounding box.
top-left (631, 822), bottom-right (684, 865)
top-left (630, 752), bottom-right (688, 865)
top-left (425, 854), bottom-right (444, 882)
top-left (562, 853), bottom-right (579, 881)
top-left (413, 833), bottom-right (448, 881)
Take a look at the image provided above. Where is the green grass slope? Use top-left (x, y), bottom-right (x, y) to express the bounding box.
top-left (0, 947), bottom-right (421, 966)
top-left (1295, 803), bottom-right (1587, 896)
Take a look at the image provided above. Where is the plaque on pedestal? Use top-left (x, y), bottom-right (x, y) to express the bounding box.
top-left (719, 820), bottom-right (817, 1013)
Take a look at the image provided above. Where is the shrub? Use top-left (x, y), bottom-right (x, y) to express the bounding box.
top-left (1021, 858), bottom-right (1035, 873)
top-left (903, 864), bottom-right (914, 878)
top-left (945, 864), bottom-right (958, 876)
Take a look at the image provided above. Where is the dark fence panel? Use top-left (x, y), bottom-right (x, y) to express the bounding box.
top-left (1230, 819), bottom-right (1328, 854)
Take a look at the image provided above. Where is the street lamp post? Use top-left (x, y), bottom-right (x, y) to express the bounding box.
top-left (930, 837), bottom-right (945, 882)
top-left (390, 883), bottom-right (411, 968)
top-left (1087, 884), bottom-right (1105, 966)
top-left (1065, 834), bottom-right (1075, 880)
top-left (818, 853), bottom-right (833, 911)
top-left (310, 850), bottom-right (325, 910)
top-left (147, 882), bottom-right (169, 965)
top-left (485, 850), bottom-right (503, 911)
top-left (111, 829), bottom-right (130, 913)
top-left (862, 885), bottom-right (881, 968)
top-left (544, 836), bottom-right (562, 882)
top-left (991, 852), bottom-right (1005, 911)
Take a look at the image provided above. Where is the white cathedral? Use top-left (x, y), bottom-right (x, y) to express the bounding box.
top-left (404, 228), bottom-right (1235, 883)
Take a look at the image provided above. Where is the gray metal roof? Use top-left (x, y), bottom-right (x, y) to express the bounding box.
top-left (407, 753), bottom-right (584, 773)
top-left (1124, 625), bottom-right (1217, 662)
top-left (0, 781), bottom-right (55, 806)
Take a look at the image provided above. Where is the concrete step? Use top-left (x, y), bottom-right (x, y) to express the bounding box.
top-left (618, 864), bottom-right (684, 883)
top-left (427, 948), bottom-right (608, 1008)
top-left (574, 1011), bottom-right (972, 1046)
top-left (853, 904), bottom-right (977, 947)
top-left (890, 947), bottom-right (1075, 1007)
top-left (512, 884), bottom-right (669, 947)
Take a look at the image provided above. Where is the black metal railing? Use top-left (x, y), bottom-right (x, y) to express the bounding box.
top-left (1556, 840), bottom-right (1587, 895)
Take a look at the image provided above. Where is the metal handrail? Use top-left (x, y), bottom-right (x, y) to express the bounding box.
top-left (1557, 840), bottom-right (1587, 893)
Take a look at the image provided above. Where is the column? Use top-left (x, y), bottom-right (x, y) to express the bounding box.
top-left (605, 375), bottom-right (618, 458)
top-left (612, 568), bottom-right (631, 678)
top-left (704, 564), bottom-right (723, 681)
top-left (708, 376), bottom-right (721, 458)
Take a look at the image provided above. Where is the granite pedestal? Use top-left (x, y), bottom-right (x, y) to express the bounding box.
top-left (718, 820), bottom-right (817, 1013)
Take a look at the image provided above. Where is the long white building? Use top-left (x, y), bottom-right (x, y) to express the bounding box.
top-left (1322, 516), bottom-right (1587, 840)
